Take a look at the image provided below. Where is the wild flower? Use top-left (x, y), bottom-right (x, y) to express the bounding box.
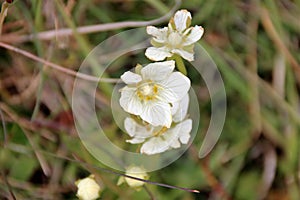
top-left (145, 9), bottom-right (204, 62)
top-left (119, 60), bottom-right (190, 128)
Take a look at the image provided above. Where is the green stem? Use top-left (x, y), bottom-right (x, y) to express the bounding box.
top-left (173, 55), bottom-right (187, 75)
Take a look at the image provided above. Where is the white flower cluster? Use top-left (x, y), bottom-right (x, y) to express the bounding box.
top-left (119, 10), bottom-right (203, 155)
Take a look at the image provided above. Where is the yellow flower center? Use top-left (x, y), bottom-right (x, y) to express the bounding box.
top-left (167, 32), bottom-right (182, 48)
top-left (137, 82), bottom-right (159, 101)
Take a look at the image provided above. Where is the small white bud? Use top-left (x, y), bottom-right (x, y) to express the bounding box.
top-left (76, 175), bottom-right (101, 200)
top-left (118, 166), bottom-right (149, 190)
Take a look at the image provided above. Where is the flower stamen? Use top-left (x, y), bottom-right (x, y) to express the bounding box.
top-left (136, 82), bottom-right (159, 101)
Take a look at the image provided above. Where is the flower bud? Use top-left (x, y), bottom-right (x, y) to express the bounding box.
top-left (118, 166), bottom-right (149, 190)
top-left (76, 175), bottom-right (101, 200)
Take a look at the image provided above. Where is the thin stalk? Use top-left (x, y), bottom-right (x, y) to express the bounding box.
top-left (4, 141), bottom-right (200, 194)
top-left (0, 2), bottom-right (9, 35)
top-left (143, 185), bottom-right (156, 200)
top-left (0, 108), bottom-right (7, 146)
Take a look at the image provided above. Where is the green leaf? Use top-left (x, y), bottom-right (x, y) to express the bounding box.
top-left (9, 155), bottom-right (37, 181)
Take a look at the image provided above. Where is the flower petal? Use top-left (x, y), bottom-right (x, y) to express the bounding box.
top-left (176, 119), bottom-right (192, 144)
top-left (121, 71), bottom-right (142, 84)
top-left (141, 60), bottom-right (175, 82)
top-left (124, 117), bottom-right (153, 138)
top-left (140, 100), bottom-right (172, 128)
top-left (126, 138), bottom-right (145, 144)
top-left (145, 47), bottom-right (172, 61)
top-left (183, 26), bottom-right (204, 46)
top-left (146, 26), bottom-right (168, 43)
top-left (159, 72), bottom-right (191, 103)
top-left (171, 49), bottom-right (194, 61)
top-left (168, 138), bottom-right (181, 148)
top-left (119, 87), bottom-right (143, 115)
top-left (172, 94), bottom-right (189, 122)
top-left (173, 10), bottom-right (192, 32)
top-left (171, 100), bottom-right (179, 116)
top-left (162, 119), bottom-right (192, 149)
top-left (163, 119), bottom-right (192, 149)
top-left (141, 137), bottom-right (169, 155)
top-left (162, 127), bottom-right (180, 149)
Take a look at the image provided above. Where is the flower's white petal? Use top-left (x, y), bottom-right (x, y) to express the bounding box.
top-left (145, 47), bottom-right (172, 61)
top-left (162, 119), bottom-right (192, 149)
top-left (126, 138), bottom-right (145, 144)
top-left (171, 49), bottom-right (194, 61)
top-left (171, 100), bottom-right (180, 116)
top-left (146, 26), bottom-right (168, 42)
top-left (162, 127), bottom-right (180, 149)
top-left (140, 119), bottom-right (192, 155)
top-left (141, 60), bottom-right (175, 81)
top-left (159, 86), bottom-right (179, 106)
top-left (160, 72), bottom-right (191, 103)
top-left (124, 117), bottom-right (138, 137)
top-left (176, 119), bottom-right (192, 144)
top-left (140, 101), bottom-right (172, 128)
top-left (119, 87), bottom-right (135, 111)
top-left (140, 137), bottom-right (169, 155)
top-left (169, 139), bottom-right (181, 148)
top-left (121, 71), bottom-right (142, 84)
top-left (183, 25), bottom-right (204, 46)
top-left (172, 94), bottom-right (189, 122)
top-left (120, 87), bottom-right (143, 115)
top-left (173, 10), bottom-right (192, 32)
top-left (124, 117), bottom-right (153, 138)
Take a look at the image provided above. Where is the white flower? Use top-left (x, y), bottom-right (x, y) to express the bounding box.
top-left (76, 175), bottom-right (101, 200)
top-left (124, 116), bottom-right (192, 155)
top-left (119, 60), bottom-right (190, 128)
top-left (117, 166), bottom-right (149, 190)
top-left (145, 9), bottom-right (204, 61)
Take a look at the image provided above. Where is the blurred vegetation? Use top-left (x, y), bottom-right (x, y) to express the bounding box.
top-left (0, 0), bottom-right (300, 199)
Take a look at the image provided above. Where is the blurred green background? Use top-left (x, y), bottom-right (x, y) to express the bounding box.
top-left (0, 0), bottom-right (300, 199)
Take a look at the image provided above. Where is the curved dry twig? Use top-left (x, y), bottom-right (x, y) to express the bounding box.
top-left (0, 0), bottom-right (181, 43)
top-left (0, 41), bottom-right (120, 83)
top-left (0, 0), bottom-right (182, 82)
top-left (260, 7), bottom-right (300, 84)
